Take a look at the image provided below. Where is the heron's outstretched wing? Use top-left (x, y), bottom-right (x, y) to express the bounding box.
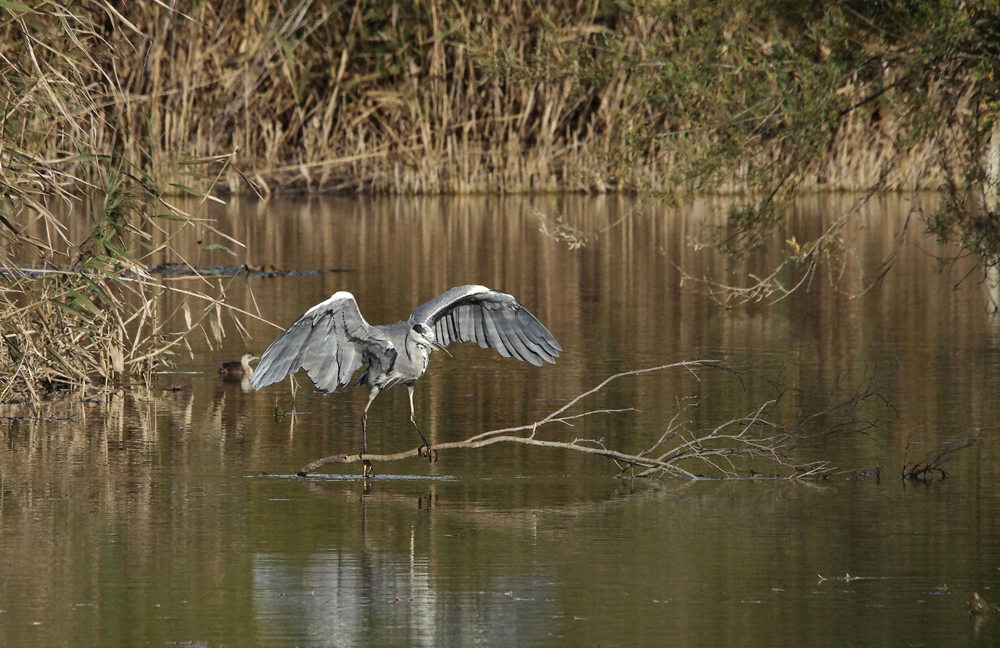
top-left (251, 292), bottom-right (393, 392)
top-left (408, 285), bottom-right (561, 366)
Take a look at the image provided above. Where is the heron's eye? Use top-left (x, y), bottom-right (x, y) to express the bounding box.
top-left (413, 324), bottom-right (435, 342)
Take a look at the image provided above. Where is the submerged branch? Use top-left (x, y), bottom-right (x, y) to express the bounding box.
top-left (297, 361), bottom-right (873, 480)
top-left (298, 434), bottom-right (701, 479)
top-left (901, 439), bottom-right (975, 480)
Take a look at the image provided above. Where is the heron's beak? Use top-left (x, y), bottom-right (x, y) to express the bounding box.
top-left (431, 342), bottom-right (452, 357)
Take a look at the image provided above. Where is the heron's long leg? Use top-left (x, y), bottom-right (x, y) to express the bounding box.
top-left (407, 384), bottom-right (431, 455)
top-left (361, 386), bottom-right (381, 455)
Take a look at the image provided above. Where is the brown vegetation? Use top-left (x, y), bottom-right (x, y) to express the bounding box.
top-left (2, 1), bottom-right (982, 197)
top-left (2, 1), bottom-right (998, 397)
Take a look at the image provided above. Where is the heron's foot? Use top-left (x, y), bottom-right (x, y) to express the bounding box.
top-left (417, 442), bottom-right (433, 462)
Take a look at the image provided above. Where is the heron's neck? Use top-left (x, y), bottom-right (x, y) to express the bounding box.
top-left (406, 336), bottom-right (433, 369)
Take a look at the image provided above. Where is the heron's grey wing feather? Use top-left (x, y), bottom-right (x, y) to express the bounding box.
top-left (458, 307), bottom-right (474, 343)
top-left (517, 309), bottom-right (562, 357)
top-left (480, 310), bottom-right (510, 357)
top-left (471, 305), bottom-right (489, 349)
top-left (510, 310), bottom-right (548, 355)
top-left (492, 310), bottom-right (527, 361)
top-left (408, 284), bottom-right (561, 365)
top-left (251, 291), bottom-right (391, 392)
top-left (506, 311), bottom-right (548, 366)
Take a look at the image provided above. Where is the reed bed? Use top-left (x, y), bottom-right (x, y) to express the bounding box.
top-left (2, 1), bottom-right (988, 197)
top-left (0, 2), bottom-right (251, 401)
top-left (1, 1), bottom-right (996, 400)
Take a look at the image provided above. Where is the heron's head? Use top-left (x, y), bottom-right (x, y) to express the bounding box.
top-left (412, 324), bottom-right (452, 357)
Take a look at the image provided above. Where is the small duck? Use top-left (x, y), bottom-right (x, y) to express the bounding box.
top-left (219, 353), bottom-right (257, 382)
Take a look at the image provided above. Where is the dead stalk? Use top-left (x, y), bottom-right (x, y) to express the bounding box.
top-left (297, 361), bottom-right (856, 480)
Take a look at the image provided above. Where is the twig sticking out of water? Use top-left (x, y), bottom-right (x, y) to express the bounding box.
top-left (901, 440), bottom-right (975, 480)
top-left (296, 360), bottom-right (874, 479)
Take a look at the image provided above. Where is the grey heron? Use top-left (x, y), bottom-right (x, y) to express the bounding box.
top-left (220, 353), bottom-right (256, 381)
top-left (250, 285), bottom-right (561, 459)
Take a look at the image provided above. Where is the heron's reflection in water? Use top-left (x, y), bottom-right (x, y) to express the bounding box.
top-left (252, 547), bottom-right (559, 647)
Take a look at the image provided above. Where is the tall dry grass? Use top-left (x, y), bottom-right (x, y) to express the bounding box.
top-left (0, 2), bottom-right (255, 402)
top-left (0, 1), bottom-right (995, 400)
top-left (3, 1), bottom-right (980, 197)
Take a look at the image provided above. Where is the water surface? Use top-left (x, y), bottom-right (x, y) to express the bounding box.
top-left (2, 194), bottom-right (999, 647)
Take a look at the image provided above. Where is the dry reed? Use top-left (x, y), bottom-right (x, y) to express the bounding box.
top-left (1, 1), bottom-right (995, 400)
top-left (2, 1), bottom-right (984, 197)
top-left (0, 2), bottom-right (263, 401)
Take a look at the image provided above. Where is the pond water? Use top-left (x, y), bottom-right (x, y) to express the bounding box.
top-left (2, 194), bottom-right (1000, 647)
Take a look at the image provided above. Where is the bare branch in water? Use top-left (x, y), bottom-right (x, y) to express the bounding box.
top-left (297, 361), bottom-right (879, 479)
top-left (901, 439), bottom-right (975, 481)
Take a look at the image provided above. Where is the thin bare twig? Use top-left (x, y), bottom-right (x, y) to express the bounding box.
top-left (296, 361), bottom-right (860, 480)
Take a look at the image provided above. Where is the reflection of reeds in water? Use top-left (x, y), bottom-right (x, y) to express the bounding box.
top-left (184, 194), bottom-right (985, 476)
top-left (0, 386), bottom-right (264, 641)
